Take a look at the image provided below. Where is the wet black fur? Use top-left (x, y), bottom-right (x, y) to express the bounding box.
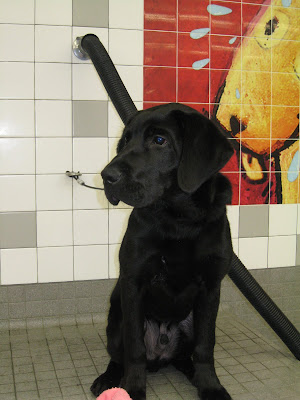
top-left (91, 103), bottom-right (234, 400)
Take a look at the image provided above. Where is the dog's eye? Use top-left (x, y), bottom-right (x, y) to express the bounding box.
top-left (153, 136), bottom-right (167, 145)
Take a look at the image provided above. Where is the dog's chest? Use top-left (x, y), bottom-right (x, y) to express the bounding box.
top-left (144, 240), bottom-right (201, 321)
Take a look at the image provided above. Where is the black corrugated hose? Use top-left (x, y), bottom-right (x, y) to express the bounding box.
top-left (81, 34), bottom-right (137, 124)
top-left (80, 34), bottom-right (300, 360)
top-left (230, 253), bottom-right (300, 360)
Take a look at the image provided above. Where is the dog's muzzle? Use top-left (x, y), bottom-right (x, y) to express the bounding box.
top-left (101, 165), bottom-right (122, 205)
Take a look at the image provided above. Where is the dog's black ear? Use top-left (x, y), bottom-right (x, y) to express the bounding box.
top-left (176, 110), bottom-right (233, 193)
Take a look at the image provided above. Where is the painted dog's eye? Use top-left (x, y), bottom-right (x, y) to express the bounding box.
top-left (153, 136), bottom-right (167, 145)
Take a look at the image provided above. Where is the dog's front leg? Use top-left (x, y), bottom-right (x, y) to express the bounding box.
top-left (120, 277), bottom-right (146, 400)
top-left (193, 285), bottom-right (231, 400)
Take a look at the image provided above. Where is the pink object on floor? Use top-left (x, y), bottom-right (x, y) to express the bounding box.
top-left (96, 388), bottom-right (132, 400)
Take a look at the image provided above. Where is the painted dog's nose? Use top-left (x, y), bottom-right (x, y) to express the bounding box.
top-left (101, 166), bottom-right (122, 185)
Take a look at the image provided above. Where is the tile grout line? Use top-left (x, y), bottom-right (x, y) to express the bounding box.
top-left (33, 0), bottom-right (38, 287)
top-left (71, 2), bottom-right (75, 285)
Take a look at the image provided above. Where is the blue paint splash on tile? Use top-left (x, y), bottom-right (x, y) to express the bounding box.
top-left (229, 36), bottom-right (237, 44)
top-left (190, 28), bottom-right (210, 39)
top-left (207, 4), bottom-right (232, 16)
top-left (282, 0), bottom-right (292, 7)
top-left (288, 151), bottom-right (299, 182)
top-left (235, 88), bottom-right (241, 99)
top-left (192, 58), bottom-right (210, 70)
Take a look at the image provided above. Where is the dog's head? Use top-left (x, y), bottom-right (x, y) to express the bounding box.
top-left (101, 103), bottom-right (233, 207)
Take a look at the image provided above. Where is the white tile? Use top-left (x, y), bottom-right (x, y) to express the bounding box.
top-left (232, 238), bottom-right (239, 256)
top-left (109, 208), bottom-right (131, 244)
top-left (116, 66), bottom-right (143, 102)
top-left (73, 210), bottom-right (108, 245)
top-left (0, 175), bottom-right (35, 212)
top-left (72, 64), bottom-right (108, 100)
top-left (109, 0), bottom-right (144, 29)
top-left (1, 248), bottom-right (37, 285)
top-left (37, 211), bottom-right (73, 247)
top-left (0, 63), bottom-right (34, 99)
top-left (109, 29), bottom-right (143, 66)
top-left (35, 63), bottom-right (71, 100)
top-left (108, 101), bottom-right (124, 138)
top-left (0, 0), bottom-right (34, 24)
top-left (109, 244), bottom-right (120, 279)
top-left (38, 246), bottom-right (73, 283)
top-left (0, 100), bottom-right (34, 137)
top-left (268, 235), bottom-right (296, 268)
top-left (73, 173), bottom-right (108, 210)
top-left (36, 174), bottom-right (72, 211)
top-left (35, 0), bottom-right (72, 26)
top-left (35, 25), bottom-right (72, 63)
top-left (36, 138), bottom-right (72, 174)
top-left (0, 25), bottom-right (34, 61)
top-left (107, 101), bottom-right (142, 138)
top-left (73, 138), bottom-right (108, 174)
top-left (74, 245), bottom-right (108, 280)
top-left (72, 28), bottom-right (108, 64)
top-left (238, 237), bottom-right (268, 269)
top-left (227, 205), bottom-right (239, 239)
top-left (0, 138), bottom-right (35, 174)
top-left (297, 204), bottom-right (300, 234)
top-left (109, 137), bottom-right (119, 160)
top-left (269, 204), bottom-right (297, 236)
top-left (35, 100), bottom-right (72, 137)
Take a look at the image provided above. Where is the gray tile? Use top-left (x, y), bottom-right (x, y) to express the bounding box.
top-left (0, 287), bottom-right (8, 303)
top-left (0, 394), bottom-right (16, 400)
top-left (239, 205), bottom-right (269, 238)
top-left (25, 301), bottom-right (45, 318)
top-left (25, 285), bottom-right (44, 302)
top-left (7, 287), bottom-right (26, 304)
top-left (73, 0), bottom-right (108, 27)
top-left (0, 303), bottom-right (9, 319)
top-left (9, 303), bottom-right (26, 320)
top-left (58, 283), bottom-right (75, 299)
top-left (43, 284), bottom-right (59, 300)
top-left (16, 391), bottom-right (39, 400)
top-left (73, 100), bottom-right (108, 137)
top-left (0, 212), bottom-right (37, 249)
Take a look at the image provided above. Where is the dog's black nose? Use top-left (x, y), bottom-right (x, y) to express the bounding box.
top-left (101, 166), bottom-right (122, 185)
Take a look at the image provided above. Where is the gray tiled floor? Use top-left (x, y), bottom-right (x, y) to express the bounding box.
top-left (0, 310), bottom-right (299, 400)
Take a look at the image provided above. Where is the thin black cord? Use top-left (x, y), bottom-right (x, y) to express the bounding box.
top-left (66, 171), bottom-right (104, 191)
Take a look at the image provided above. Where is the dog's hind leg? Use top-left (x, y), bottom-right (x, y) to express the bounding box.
top-left (90, 360), bottom-right (124, 396)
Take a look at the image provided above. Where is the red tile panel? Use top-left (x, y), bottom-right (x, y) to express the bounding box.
top-left (144, 0), bottom-right (177, 31)
top-left (177, 68), bottom-right (209, 103)
top-left (144, 31), bottom-right (177, 66)
top-left (178, 0), bottom-right (210, 32)
top-left (144, 67), bottom-right (176, 102)
top-left (143, 0), bottom-right (299, 204)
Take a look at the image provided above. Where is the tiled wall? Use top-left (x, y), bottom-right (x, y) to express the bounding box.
top-left (0, 0), bottom-right (142, 285)
top-left (0, 0), bottom-right (299, 287)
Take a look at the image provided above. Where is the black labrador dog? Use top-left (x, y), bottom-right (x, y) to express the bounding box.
top-left (91, 103), bottom-right (234, 400)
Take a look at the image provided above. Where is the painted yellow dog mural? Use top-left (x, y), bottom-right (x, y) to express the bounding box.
top-left (216, 0), bottom-right (299, 203)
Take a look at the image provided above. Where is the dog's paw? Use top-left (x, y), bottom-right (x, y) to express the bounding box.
top-left (199, 386), bottom-right (232, 400)
top-left (90, 373), bottom-right (118, 397)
